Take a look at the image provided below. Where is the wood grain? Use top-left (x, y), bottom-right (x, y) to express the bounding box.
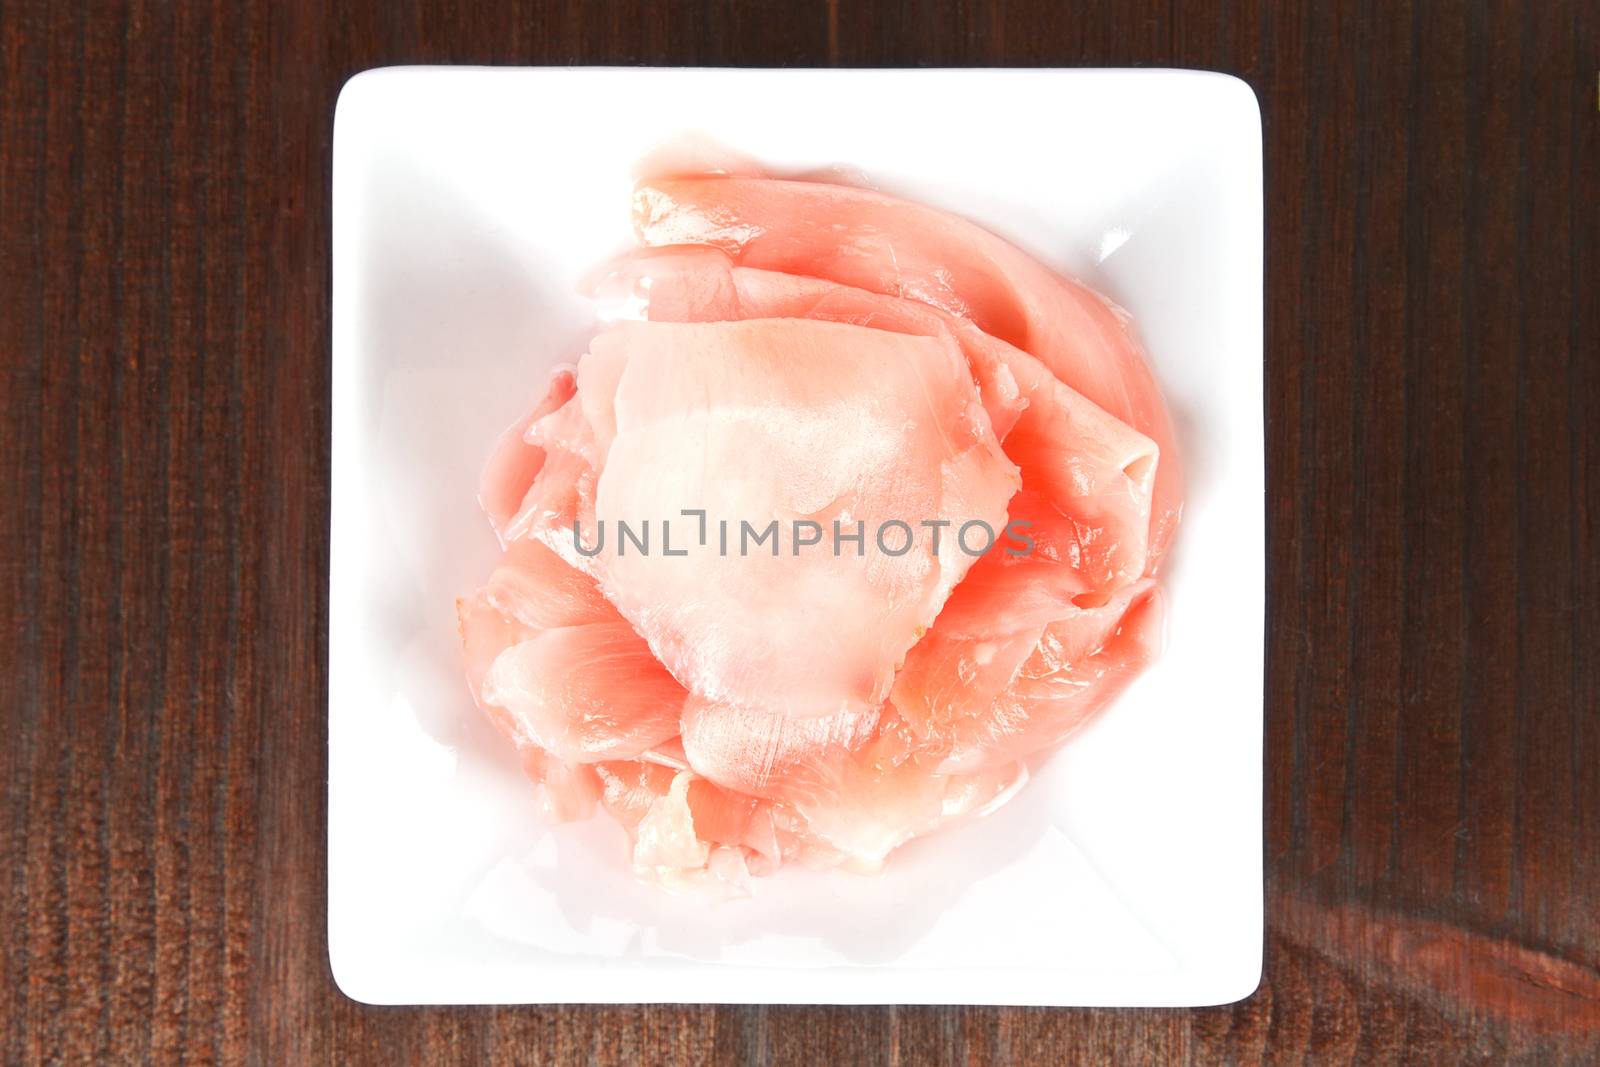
top-left (2, 0), bottom-right (1596, 1063)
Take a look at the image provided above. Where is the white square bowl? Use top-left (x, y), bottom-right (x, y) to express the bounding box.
top-left (330, 66), bottom-right (1263, 1007)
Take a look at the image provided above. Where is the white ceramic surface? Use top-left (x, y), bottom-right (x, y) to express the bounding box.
top-left (330, 66), bottom-right (1264, 1006)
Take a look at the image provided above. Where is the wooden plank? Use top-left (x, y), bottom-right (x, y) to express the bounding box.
top-left (0, 1), bottom-right (1595, 1062)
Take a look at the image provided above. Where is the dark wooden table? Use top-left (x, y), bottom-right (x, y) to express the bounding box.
top-left (3, 1), bottom-right (1597, 1063)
